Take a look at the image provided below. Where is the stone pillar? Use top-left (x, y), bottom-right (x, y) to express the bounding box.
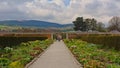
top-left (51, 33), bottom-right (54, 40)
top-left (66, 33), bottom-right (68, 39)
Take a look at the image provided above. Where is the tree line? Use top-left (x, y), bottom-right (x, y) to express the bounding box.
top-left (73, 16), bottom-right (120, 32)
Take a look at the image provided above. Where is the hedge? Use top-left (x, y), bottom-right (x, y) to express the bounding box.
top-left (80, 35), bottom-right (120, 50)
top-left (0, 37), bottom-right (47, 48)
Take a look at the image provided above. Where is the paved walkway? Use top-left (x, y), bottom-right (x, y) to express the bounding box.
top-left (28, 41), bottom-right (82, 68)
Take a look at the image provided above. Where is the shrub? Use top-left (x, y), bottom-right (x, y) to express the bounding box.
top-left (0, 58), bottom-right (11, 68)
top-left (9, 60), bottom-right (24, 68)
top-left (0, 37), bottom-right (48, 48)
top-left (4, 47), bottom-right (13, 53)
top-left (79, 35), bottom-right (120, 50)
top-left (69, 33), bottom-right (120, 50)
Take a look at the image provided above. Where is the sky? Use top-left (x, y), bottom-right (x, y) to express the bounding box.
top-left (0, 0), bottom-right (120, 25)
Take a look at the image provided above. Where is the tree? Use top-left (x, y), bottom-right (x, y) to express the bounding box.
top-left (73, 17), bottom-right (97, 31)
top-left (96, 22), bottom-right (106, 32)
top-left (85, 18), bottom-right (97, 31)
top-left (84, 18), bottom-right (91, 31)
top-left (108, 16), bottom-right (120, 32)
top-left (73, 17), bottom-right (87, 31)
top-left (91, 18), bottom-right (97, 31)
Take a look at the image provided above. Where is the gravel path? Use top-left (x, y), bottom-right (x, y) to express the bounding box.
top-left (28, 41), bottom-right (82, 68)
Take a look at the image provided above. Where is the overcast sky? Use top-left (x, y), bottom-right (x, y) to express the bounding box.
top-left (0, 0), bottom-right (120, 24)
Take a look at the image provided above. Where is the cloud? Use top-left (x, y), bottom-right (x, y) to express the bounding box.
top-left (0, 1), bottom-right (28, 20)
top-left (18, 0), bottom-right (67, 23)
top-left (0, 0), bottom-right (120, 25)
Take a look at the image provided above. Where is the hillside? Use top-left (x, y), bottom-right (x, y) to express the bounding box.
top-left (0, 20), bottom-right (73, 28)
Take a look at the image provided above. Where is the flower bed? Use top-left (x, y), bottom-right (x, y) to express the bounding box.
top-left (0, 39), bottom-right (53, 68)
top-left (64, 39), bottom-right (120, 68)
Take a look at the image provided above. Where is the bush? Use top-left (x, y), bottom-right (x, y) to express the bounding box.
top-left (80, 35), bottom-right (120, 50)
top-left (0, 37), bottom-right (48, 48)
top-left (68, 34), bottom-right (120, 50)
top-left (9, 60), bottom-right (24, 68)
top-left (4, 47), bottom-right (13, 53)
top-left (0, 58), bottom-right (11, 68)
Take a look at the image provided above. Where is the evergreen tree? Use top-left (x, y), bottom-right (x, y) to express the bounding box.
top-left (73, 17), bottom-right (87, 31)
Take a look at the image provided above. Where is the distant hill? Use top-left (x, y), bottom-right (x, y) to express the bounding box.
top-left (0, 20), bottom-right (73, 28)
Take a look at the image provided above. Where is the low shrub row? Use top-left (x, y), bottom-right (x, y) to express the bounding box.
top-left (68, 33), bottom-right (120, 39)
top-left (80, 35), bottom-right (120, 50)
top-left (0, 39), bottom-right (53, 68)
top-left (0, 37), bottom-right (48, 48)
top-left (64, 39), bottom-right (120, 68)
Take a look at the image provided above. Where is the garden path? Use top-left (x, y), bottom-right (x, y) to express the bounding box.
top-left (28, 41), bottom-right (82, 68)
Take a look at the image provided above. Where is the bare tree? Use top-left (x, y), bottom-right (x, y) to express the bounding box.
top-left (108, 16), bottom-right (120, 32)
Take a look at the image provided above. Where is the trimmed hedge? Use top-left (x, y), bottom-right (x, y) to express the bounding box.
top-left (80, 35), bottom-right (120, 50)
top-left (0, 37), bottom-right (47, 48)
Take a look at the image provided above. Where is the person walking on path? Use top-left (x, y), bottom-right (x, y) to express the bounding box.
top-left (57, 34), bottom-right (62, 41)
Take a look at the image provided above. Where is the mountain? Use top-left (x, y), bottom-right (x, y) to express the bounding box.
top-left (0, 20), bottom-right (73, 28)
